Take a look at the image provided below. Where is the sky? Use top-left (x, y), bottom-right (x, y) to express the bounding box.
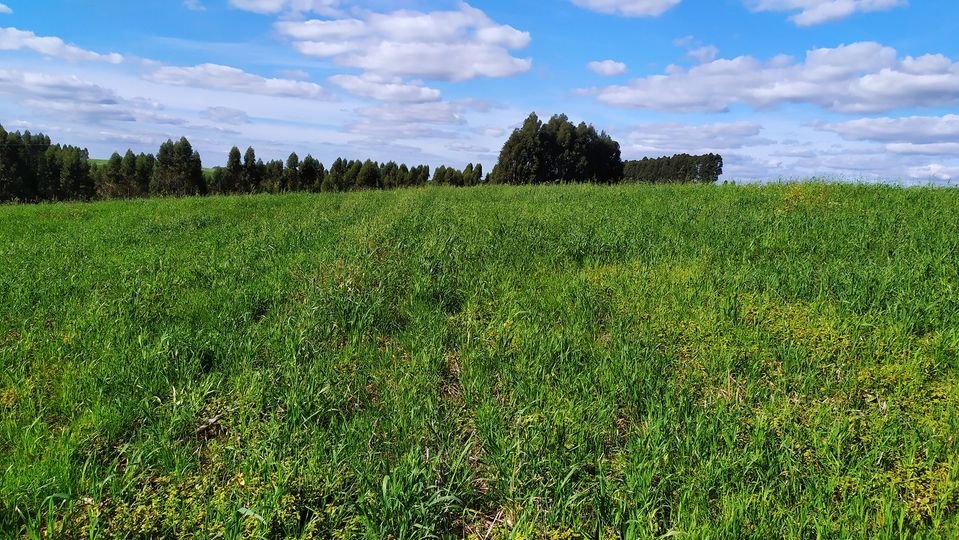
top-left (1, 0), bottom-right (958, 182)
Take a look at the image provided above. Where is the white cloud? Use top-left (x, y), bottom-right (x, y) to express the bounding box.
top-left (0, 70), bottom-right (187, 125)
top-left (0, 27), bottom-right (124, 63)
top-left (345, 99), bottom-right (501, 141)
top-left (202, 106), bottom-right (250, 125)
top-left (0, 70), bottom-right (122, 108)
top-left (622, 121), bottom-right (771, 156)
top-left (230, 0), bottom-right (340, 15)
top-left (587, 42), bottom-right (959, 113)
top-left (329, 73), bottom-right (441, 102)
top-left (275, 3), bottom-right (531, 82)
top-left (688, 45), bottom-right (719, 63)
top-left (907, 164), bottom-right (959, 181)
top-left (746, 0), bottom-right (906, 26)
top-left (817, 115), bottom-right (959, 155)
top-left (572, 0), bottom-right (681, 16)
top-left (817, 115), bottom-right (959, 144)
top-left (0, 4), bottom-right (11, 15)
top-left (183, 0), bottom-right (206, 11)
top-left (588, 60), bottom-right (627, 76)
top-left (886, 143), bottom-right (959, 155)
top-left (145, 63), bottom-right (332, 99)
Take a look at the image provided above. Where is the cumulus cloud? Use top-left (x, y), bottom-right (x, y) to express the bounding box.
top-left (145, 63), bottom-right (332, 99)
top-left (0, 4), bottom-right (11, 14)
top-left (571, 0), bottom-right (681, 16)
top-left (329, 73), bottom-right (441, 102)
top-left (746, 0), bottom-right (906, 26)
top-left (588, 60), bottom-right (627, 76)
top-left (0, 27), bottom-right (124, 63)
top-left (586, 42), bottom-right (959, 113)
top-left (275, 3), bottom-right (531, 82)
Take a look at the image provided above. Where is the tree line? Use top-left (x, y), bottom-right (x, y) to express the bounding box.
top-left (0, 125), bottom-right (488, 203)
top-left (489, 113), bottom-right (723, 185)
top-left (623, 154), bottom-right (723, 184)
top-left (0, 116), bottom-right (724, 203)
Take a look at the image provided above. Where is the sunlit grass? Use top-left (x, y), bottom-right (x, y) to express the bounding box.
top-left (1, 183), bottom-right (958, 538)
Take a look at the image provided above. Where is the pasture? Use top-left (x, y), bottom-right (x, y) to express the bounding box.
top-left (1, 183), bottom-right (957, 538)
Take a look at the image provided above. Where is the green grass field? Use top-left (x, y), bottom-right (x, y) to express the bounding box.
top-left (1, 183), bottom-right (958, 538)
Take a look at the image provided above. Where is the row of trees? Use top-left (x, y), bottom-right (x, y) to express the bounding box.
top-left (489, 113), bottom-right (724, 185)
top-left (623, 154), bottom-right (724, 184)
top-left (1, 117), bottom-right (725, 202)
top-left (0, 125), bottom-right (484, 203)
top-left (0, 127), bottom-right (95, 201)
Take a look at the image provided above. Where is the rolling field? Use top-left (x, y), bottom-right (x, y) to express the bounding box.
top-left (1, 183), bottom-right (958, 538)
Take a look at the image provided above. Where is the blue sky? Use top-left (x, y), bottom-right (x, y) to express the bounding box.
top-left (1, 0), bottom-right (958, 182)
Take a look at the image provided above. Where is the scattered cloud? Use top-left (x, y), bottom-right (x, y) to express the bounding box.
top-left (183, 0), bottom-right (206, 11)
top-left (0, 70), bottom-right (167, 124)
top-left (588, 60), bottom-right (627, 76)
top-left (745, 0), bottom-right (907, 26)
top-left (0, 4), bottom-right (11, 15)
top-left (571, 0), bottom-right (681, 17)
top-left (202, 106), bottom-right (250, 125)
top-left (275, 3), bottom-right (532, 82)
top-left (346, 99), bottom-right (496, 141)
top-left (817, 115), bottom-right (959, 155)
top-left (0, 70), bottom-right (123, 109)
top-left (0, 27), bottom-right (124, 63)
top-left (907, 163), bottom-right (959, 181)
top-left (886, 143), bottom-right (959, 156)
top-left (688, 45), bottom-right (719, 63)
top-left (329, 73), bottom-right (441, 102)
top-left (586, 42), bottom-right (959, 113)
top-left (622, 121), bottom-right (771, 156)
top-left (817, 115), bottom-right (959, 144)
top-left (673, 36), bottom-right (718, 64)
top-left (145, 63), bottom-right (333, 99)
top-left (229, 0), bottom-right (340, 15)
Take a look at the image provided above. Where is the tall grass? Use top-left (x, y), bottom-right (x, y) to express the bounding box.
top-left (1, 183), bottom-right (957, 538)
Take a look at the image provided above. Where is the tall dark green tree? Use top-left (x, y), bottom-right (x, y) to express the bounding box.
top-left (284, 152), bottom-right (300, 192)
top-left (243, 147), bottom-right (261, 193)
top-left (326, 158), bottom-right (345, 192)
top-left (491, 112), bottom-right (544, 185)
top-left (344, 160), bottom-right (362, 190)
top-left (357, 159), bottom-right (380, 190)
top-left (301, 154), bottom-right (322, 191)
top-left (224, 146), bottom-right (243, 193)
top-left (134, 153), bottom-right (155, 195)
